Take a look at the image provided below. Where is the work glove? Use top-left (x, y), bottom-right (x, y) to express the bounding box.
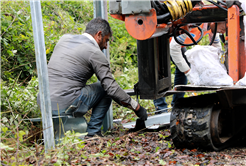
top-left (185, 69), bottom-right (199, 85)
top-left (134, 105), bottom-right (148, 121)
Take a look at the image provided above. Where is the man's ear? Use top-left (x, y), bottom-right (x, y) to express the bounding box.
top-left (97, 31), bottom-right (102, 36)
top-left (95, 31), bottom-right (102, 38)
top-left (94, 31), bottom-right (102, 43)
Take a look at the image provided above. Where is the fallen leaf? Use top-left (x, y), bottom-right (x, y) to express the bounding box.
top-left (50, 158), bottom-right (57, 163)
top-left (224, 154), bottom-right (232, 159)
top-left (191, 149), bottom-right (197, 152)
top-left (108, 152), bottom-right (114, 157)
top-left (196, 154), bottom-right (205, 158)
top-left (165, 150), bottom-right (173, 157)
top-left (177, 155), bottom-right (189, 159)
top-left (169, 160), bottom-right (177, 164)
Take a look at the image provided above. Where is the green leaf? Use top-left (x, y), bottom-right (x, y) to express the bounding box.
top-left (1, 127), bottom-right (8, 133)
top-left (14, 130), bottom-right (26, 142)
top-left (159, 160), bottom-right (166, 165)
top-left (0, 143), bottom-right (14, 150)
top-left (167, 142), bottom-right (172, 148)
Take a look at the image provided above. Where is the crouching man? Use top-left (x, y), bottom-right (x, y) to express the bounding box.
top-left (37, 18), bottom-right (147, 138)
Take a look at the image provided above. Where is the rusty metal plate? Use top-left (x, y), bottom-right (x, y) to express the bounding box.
top-left (163, 85), bottom-right (246, 97)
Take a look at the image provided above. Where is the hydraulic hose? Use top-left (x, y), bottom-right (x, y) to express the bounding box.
top-left (207, 0), bottom-right (228, 11)
top-left (173, 24), bottom-right (204, 46)
top-left (156, 0), bottom-right (168, 12)
top-left (151, 1), bottom-right (161, 12)
top-left (157, 13), bottom-right (171, 23)
top-left (209, 23), bottom-right (217, 46)
top-left (217, 0), bottom-right (227, 6)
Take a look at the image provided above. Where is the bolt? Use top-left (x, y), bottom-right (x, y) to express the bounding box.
top-left (190, 109), bottom-right (193, 113)
top-left (187, 119), bottom-right (192, 125)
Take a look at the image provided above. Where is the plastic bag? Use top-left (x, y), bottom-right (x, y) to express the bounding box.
top-left (185, 45), bottom-right (233, 86)
top-left (235, 72), bottom-right (246, 86)
top-left (239, 0), bottom-right (246, 48)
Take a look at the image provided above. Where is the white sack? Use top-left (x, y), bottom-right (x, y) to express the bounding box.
top-left (185, 45), bottom-right (233, 86)
top-left (239, 0), bottom-right (246, 48)
top-left (236, 72), bottom-right (246, 86)
top-left (239, 0), bottom-right (246, 12)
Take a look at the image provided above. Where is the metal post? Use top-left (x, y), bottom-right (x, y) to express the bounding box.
top-left (30, 0), bottom-right (55, 152)
top-left (93, 0), bottom-right (113, 132)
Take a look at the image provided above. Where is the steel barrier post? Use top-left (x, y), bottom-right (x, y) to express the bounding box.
top-left (30, 0), bottom-right (55, 152)
top-left (93, 0), bottom-right (113, 132)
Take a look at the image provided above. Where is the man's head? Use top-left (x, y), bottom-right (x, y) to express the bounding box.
top-left (85, 18), bottom-right (112, 50)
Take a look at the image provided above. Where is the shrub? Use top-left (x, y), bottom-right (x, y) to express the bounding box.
top-left (1, 1), bottom-right (93, 83)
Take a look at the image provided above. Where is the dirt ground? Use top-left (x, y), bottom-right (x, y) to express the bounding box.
top-left (2, 122), bottom-right (245, 165)
top-left (75, 123), bottom-right (246, 166)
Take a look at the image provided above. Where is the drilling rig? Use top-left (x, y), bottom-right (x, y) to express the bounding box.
top-left (109, 0), bottom-right (246, 150)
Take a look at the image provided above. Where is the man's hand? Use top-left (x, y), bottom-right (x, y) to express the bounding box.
top-left (134, 104), bottom-right (148, 121)
top-left (185, 69), bottom-right (199, 85)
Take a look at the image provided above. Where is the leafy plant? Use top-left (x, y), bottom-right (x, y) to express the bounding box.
top-left (1, 76), bottom-right (40, 118)
top-left (1, 1), bottom-right (93, 83)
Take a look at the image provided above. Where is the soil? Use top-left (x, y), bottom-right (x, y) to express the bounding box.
top-left (73, 123), bottom-right (246, 165)
top-left (3, 122), bottom-right (245, 165)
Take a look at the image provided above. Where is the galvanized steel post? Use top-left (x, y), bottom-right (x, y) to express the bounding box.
top-left (93, 0), bottom-right (113, 132)
top-left (30, 0), bottom-right (55, 152)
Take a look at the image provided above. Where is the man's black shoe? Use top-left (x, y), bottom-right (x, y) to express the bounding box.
top-left (84, 131), bottom-right (104, 139)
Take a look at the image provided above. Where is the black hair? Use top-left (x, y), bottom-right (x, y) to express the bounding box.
top-left (85, 17), bottom-right (112, 37)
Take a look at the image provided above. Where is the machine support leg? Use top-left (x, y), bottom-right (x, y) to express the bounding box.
top-left (228, 5), bottom-right (240, 83)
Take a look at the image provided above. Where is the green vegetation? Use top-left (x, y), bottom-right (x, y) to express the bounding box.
top-left (1, 1), bottom-right (93, 82)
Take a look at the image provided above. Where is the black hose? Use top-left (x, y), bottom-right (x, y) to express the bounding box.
top-left (157, 13), bottom-right (171, 23)
top-left (156, 0), bottom-right (168, 12)
top-left (217, 0), bottom-right (227, 6)
top-left (219, 33), bottom-right (225, 43)
top-left (209, 23), bottom-right (217, 46)
top-left (173, 25), bottom-right (204, 47)
top-left (216, 0), bottom-right (243, 12)
top-left (151, 0), bottom-right (161, 12)
top-left (208, 0), bottom-right (227, 11)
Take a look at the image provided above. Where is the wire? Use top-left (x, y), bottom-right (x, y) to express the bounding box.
top-left (207, 0), bottom-right (227, 11)
top-left (156, 0), bottom-right (168, 12)
top-left (173, 24), bottom-right (204, 46)
top-left (157, 13), bottom-right (171, 23)
top-left (217, 0), bottom-right (227, 6)
top-left (151, 0), bottom-right (161, 12)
